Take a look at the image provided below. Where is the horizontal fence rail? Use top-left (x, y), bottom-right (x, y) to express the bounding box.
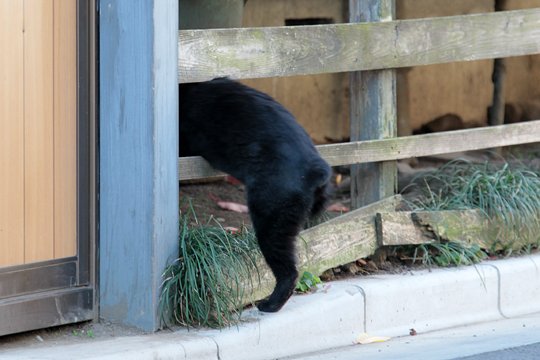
top-left (179, 8), bottom-right (540, 83)
top-left (179, 120), bottom-right (540, 181)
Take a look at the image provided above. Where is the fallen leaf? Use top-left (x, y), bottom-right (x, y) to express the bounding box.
top-left (327, 202), bottom-right (350, 213)
top-left (217, 201), bottom-right (249, 213)
top-left (207, 193), bottom-right (249, 213)
top-left (355, 333), bottom-right (391, 345)
top-left (224, 226), bottom-right (240, 234)
top-left (207, 193), bottom-right (222, 202)
top-left (225, 175), bottom-right (242, 186)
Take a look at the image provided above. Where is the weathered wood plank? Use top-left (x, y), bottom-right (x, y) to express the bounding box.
top-left (298, 195), bottom-right (401, 275)
top-left (376, 210), bottom-right (490, 247)
top-left (179, 156), bottom-right (225, 181)
top-left (349, 0), bottom-right (397, 210)
top-left (411, 211), bottom-right (490, 248)
top-left (317, 119), bottom-right (540, 166)
top-left (179, 120), bottom-right (540, 180)
top-left (242, 195), bottom-right (401, 305)
top-left (376, 212), bottom-right (433, 246)
top-left (179, 8), bottom-right (540, 82)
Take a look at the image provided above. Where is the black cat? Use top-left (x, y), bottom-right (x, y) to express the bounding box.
top-left (179, 78), bottom-right (332, 312)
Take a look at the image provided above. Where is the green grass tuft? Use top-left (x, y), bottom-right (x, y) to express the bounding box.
top-left (404, 241), bottom-right (487, 267)
top-left (159, 206), bottom-right (260, 328)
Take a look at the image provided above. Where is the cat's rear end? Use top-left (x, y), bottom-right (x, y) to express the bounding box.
top-left (180, 78), bottom-right (332, 312)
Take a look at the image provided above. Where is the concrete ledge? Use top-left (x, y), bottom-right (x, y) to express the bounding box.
top-left (489, 255), bottom-right (540, 317)
top-left (360, 264), bottom-right (501, 336)
top-left (3, 255), bottom-right (540, 360)
top-left (210, 281), bottom-right (365, 360)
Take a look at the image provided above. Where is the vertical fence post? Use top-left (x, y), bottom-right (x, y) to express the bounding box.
top-left (349, 0), bottom-right (397, 209)
top-left (99, 0), bottom-right (179, 331)
top-left (488, 0), bottom-right (507, 129)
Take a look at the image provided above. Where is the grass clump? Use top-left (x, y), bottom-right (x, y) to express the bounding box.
top-left (159, 207), bottom-right (260, 328)
top-left (405, 160), bottom-right (540, 254)
top-left (398, 241), bottom-right (487, 267)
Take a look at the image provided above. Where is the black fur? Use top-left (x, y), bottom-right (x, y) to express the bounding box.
top-left (179, 78), bottom-right (332, 312)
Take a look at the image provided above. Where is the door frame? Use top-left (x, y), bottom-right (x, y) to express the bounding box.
top-left (0, 0), bottom-right (97, 336)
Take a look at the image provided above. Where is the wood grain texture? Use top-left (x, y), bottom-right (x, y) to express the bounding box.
top-left (316, 119), bottom-right (540, 166)
top-left (178, 156), bottom-right (223, 180)
top-left (349, 0), bottom-right (397, 209)
top-left (241, 196), bottom-right (401, 305)
top-left (377, 210), bottom-right (490, 248)
top-left (53, 0), bottom-right (77, 259)
top-left (297, 195), bottom-right (401, 275)
top-left (376, 212), bottom-right (433, 246)
top-left (179, 8), bottom-right (540, 82)
top-left (0, 0), bottom-right (24, 267)
top-left (24, 0), bottom-right (55, 263)
top-left (99, 0), bottom-right (179, 331)
top-left (411, 210), bottom-right (490, 248)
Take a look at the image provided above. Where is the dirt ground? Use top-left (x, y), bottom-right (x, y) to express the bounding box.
top-left (2, 144), bottom-right (539, 349)
top-left (0, 319), bottom-right (147, 351)
top-left (179, 144), bottom-right (540, 231)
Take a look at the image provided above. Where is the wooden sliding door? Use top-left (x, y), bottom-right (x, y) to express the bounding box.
top-left (0, 0), bottom-right (76, 267)
top-left (0, 0), bottom-right (95, 336)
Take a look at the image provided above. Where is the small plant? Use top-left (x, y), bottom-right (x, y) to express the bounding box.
top-left (295, 271), bottom-right (322, 293)
top-left (159, 205), bottom-right (261, 328)
top-left (71, 328), bottom-right (94, 338)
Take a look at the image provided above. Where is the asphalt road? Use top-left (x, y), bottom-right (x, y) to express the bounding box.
top-left (455, 342), bottom-right (540, 360)
top-left (283, 312), bottom-right (540, 360)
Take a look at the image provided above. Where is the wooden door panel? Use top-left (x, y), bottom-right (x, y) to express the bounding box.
top-left (53, 0), bottom-right (77, 259)
top-left (0, 0), bottom-right (25, 267)
top-left (24, 0), bottom-right (55, 263)
top-left (0, 0), bottom-right (77, 268)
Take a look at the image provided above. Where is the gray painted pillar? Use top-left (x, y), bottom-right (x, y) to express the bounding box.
top-left (99, 0), bottom-right (179, 331)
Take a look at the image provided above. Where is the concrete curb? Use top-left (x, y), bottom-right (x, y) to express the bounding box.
top-left (2, 254), bottom-right (539, 360)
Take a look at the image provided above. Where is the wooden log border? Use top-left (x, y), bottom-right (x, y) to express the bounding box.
top-left (179, 120), bottom-right (540, 181)
top-left (241, 195), bottom-right (401, 306)
top-left (179, 8), bottom-right (540, 83)
top-left (376, 210), bottom-right (490, 248)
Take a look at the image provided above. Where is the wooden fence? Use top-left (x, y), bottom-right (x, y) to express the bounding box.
top-left (177, 1), bottom-right (540, 305)
top-left (178, 3), bottom-right (540, 206)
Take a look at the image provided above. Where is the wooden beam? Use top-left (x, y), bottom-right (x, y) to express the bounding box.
top-left (376, 210), bottom-right (490, 248)
top-left (376, 212), bottom-right (434, 246)
top-left (242, 195), bottom-right (401, 305)
top-left (317, 119), bottom-right (540, 166)
top-left (179, 8), bottom-right (540, 82)
top-left (179, 156), bottom-right (223, 181)
top-left (179, 119), bottom-right (540, 181)
top-left (411, 211), bottom-right (490, 248)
